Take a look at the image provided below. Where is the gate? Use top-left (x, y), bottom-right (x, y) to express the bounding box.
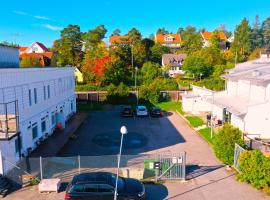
top-left (154, 152), bottom-right (186, 181)
top-left (233, 143), bottom-right (246, 172)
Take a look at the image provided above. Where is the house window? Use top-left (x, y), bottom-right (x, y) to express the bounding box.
top-left (15, 136), bottom-right (22, 154)
top-left (28, 89), bottom-right (32, 106)
top-left (51, 112), bottom-right (56, 126)
top-left (41, 120), bottom-right (46, 132)
top-left (43, 86), bottom-right (46, 100)
top-left (32, 123), bottom-right (38, 140)
top-left (47, 85), bottom-right (51, 99)
top-left (34, 88), bottom-right (38, 104)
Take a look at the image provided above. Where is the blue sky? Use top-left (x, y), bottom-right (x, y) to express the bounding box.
top-left (1, 0), bottom-right (270, 47)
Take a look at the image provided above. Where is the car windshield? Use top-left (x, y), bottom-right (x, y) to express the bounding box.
top-left (153, 108), bottom-right (161, 112)
top-left (138, 108), bottom-right (146, 111)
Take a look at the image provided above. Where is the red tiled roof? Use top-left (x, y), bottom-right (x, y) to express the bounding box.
top-left (19, 46), bottom-right (28, 54)
top-left (155, 34), bottom-right (182, 44)
top-left (109, 35), bottom-right (129, 44)
top-left (201, 32), bottom-right (227, 40)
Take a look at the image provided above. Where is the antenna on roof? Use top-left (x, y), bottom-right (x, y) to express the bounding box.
top-left (12, 33), bottom-right (23, 45)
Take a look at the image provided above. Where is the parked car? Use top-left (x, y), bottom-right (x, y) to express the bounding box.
top-left (136, 106), bottom-right (148, 116)
top-left (121, 106), bottom-right (134, 117)
top-left (65, 172), bottom-right (145, 200)
top-left (150, 107), bottom-right (163, 117)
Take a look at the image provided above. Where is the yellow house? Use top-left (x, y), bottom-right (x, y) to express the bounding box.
top-left (74, 67), bottom-right (83, 83)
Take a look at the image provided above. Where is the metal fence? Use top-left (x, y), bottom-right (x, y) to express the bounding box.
top-left (244, 134), bottom-right (270, 153)
top-left (3, 152), bottom-right (186, 186)
top-left (233, 143), bottom-right (246, 172)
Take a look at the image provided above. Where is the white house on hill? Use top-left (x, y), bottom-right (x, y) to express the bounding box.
top-left (182, 54), bottom-right (270, 139)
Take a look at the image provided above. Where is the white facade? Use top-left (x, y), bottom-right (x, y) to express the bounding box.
top-left (0, 46), bottom-right (19, 68)
top-left (25, 42), bottom-right (47, 54)
top-left (182, 56), bottom-right (270, 138)
top-left (0, 68), bottom-right (76, 172)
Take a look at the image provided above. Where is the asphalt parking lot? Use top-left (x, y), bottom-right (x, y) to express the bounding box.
top-left (6, 108), bottom-right (270, 200)
top-left (58, 108), bottom-right (184, 156)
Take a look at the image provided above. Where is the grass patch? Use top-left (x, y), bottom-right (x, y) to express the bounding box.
top-left (186, 116), bottom-right (204, 127)
top-left (198, 128), bottom-right (215, 144)
top-left (77, 101), bottom-right (103, 112)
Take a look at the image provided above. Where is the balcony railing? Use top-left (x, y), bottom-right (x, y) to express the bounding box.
top-left (0, 101), bottom-right (19, 140)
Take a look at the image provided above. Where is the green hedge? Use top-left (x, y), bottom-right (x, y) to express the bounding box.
top-left (238, 150), bottom-right (270, 192)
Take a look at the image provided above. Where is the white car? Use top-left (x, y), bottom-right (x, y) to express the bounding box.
top-left (136, 106), bottom-right (148, 116)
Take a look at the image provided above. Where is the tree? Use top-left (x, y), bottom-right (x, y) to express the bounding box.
top-left (156, 28), bottom-right (169, 34)
top-left (250, 15), bottom-right (263, 50)
top-left (111, 28), bottom-right (121, 36)
top-left (182, 53), bottom-right (213, 79)
top-left (210, 30), bottom-right (221, 49)
top-left (213, 124), bottom-right (245, 165)
top-left (53, 25), bottom-right (83, 67)
top-left (101, 60), bottom-right (130, 86)
top-left (262, 17), bottom-right (270, 47)
top-left (180, 26), bottom-right (203, 53)
top-left (127, 28), bottom-right (142, 44)
top-left (150, 43), bottom-right (171, 64)
top-left (20, 56), bottom-right (42, 67)
top-left (139, 62), bottom-right (162, 85)
top-left (231, 18), bottom-right (252, 58)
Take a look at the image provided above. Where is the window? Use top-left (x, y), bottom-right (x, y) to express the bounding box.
top-left (29, 89), bottom-right (32, 106)
top-left (51, 112), bottom-right (56, 126)
top-left (71, 185), bottom-right (85, 193)
top-left (84, 184), bottom-right (99, 193)
top-left (43, 86), bottom-right (46, 100)
top-left (98, 184), bottom-right (114, 193)
top-left (47, 85), bottom-right (50, 99)
top-left (34, 88), bottom-right (38, 104)
top-left (15, 136), bottom-right (22, 154)
top-left (32, 124), bottom-right (38, 140)
top-left (41, 120), bottom-right (46, 132)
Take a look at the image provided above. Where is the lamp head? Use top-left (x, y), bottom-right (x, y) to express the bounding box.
top-left (120, 126), bottom-right (128, 135)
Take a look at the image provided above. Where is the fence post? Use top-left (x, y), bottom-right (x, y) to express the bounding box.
top-left (78, 155), bottom-right (81, 174)
top-left (40, 156), bottom-right (43, 180)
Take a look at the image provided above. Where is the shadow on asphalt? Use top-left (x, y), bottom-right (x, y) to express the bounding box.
top-left (186, 165), bottom-right (224, 180)
top-left (145, 184), bottom-right (168, 200)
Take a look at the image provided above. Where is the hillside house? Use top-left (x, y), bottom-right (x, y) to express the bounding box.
top-left (155, 34), bottom-right (182, 48)
top-left (162, 54), bottom-right (187, 77)
top-left (200, 31), bottom-right (228, 49)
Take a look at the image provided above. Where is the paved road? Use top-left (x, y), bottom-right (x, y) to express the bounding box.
top-left (6, 110), bottom-right (270, 200)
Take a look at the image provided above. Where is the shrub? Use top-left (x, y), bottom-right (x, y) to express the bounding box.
top-left (238, 150), bottom-right (270, 191)
top-left (213, 124), bottom-right (245, 166)
top-left (106, 83), bottom-right (130, 104)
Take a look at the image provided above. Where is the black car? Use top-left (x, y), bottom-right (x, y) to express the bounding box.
top-left (150, 107), bottom-right (163, 117)
top-left (65, 172), bottom-right (145, 200)
top-left (121, 106), bottom-right (134, 117)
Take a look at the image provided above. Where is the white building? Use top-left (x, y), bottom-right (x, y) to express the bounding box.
top-left (182, 54), bottom-right (270, 139)
top-left (0, 67), bottom-right (76, 172)
top-left (162, 54), bottom-right (187, 77)
top-left (0, 45), bottom-right (19, 68)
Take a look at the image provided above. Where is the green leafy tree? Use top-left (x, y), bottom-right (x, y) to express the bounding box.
top-left (20, 56), bottom-right (42, 67)
top-left (213, 124), bottom-right (245, 165)
top-left (156, 28), bottom-right (169, 34)
top-left (139, 62), bottom-right (162, 85)
top-left (150, 43), bottom-right (171, 64)
top-left (262, 17), bottom-right (270, 47)
top-left (180, 26), bottom-right (203, 53)
top-left (210, 30), bottom-right (221, 49)
top-left (53, 25), bottom-right (83, 66)
top-left (111, 28), bottom-right (121, 36)
top-left (182, 53), bottom-right (214, 79)
top-left (250, 15), bottom-right (263, 49)
top-left (106, 83), bottom-right (129, 104)
top-left (231, 18), bottom-right (252, 59)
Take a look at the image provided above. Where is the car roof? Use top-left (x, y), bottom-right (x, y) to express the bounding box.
top-left (71, 172), bottom-right (114, 185)
top-left (153, 107), bottom-right (161, 110)
top-left (137, 105), bottom-right (146, 109)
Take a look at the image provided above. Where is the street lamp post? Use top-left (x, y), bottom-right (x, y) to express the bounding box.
top-left (135, 66), bottom-right (138, 106)
top-left (114, 126), bottom-right (128, 200)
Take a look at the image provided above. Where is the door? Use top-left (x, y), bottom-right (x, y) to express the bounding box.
top-left (98, 184), bottom-right (114, 200)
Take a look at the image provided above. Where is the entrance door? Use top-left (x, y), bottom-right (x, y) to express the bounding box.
top-left (223, 108), bottom-right (231, 123)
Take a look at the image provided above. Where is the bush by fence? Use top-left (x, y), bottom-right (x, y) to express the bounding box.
top-left (237, 150), bottom-right (270, 193)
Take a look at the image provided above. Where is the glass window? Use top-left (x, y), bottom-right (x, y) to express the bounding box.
top-left (51, 113), bottom-right (56, 126)
top-left (32, 124), bottom-right (38, 140)
top-left (71, 185), bottom-right (85, 193)
top-left (47, 85), bottom-right (50, 99)
top-left (29, 89), bottom-right (32, 106)
top-left (84, 184), bottom-right (99, 193)
top-left (98, 184), bottom-right (114, 193)
top-left (43, 86), bottom-right (46, 100)
top-left (41, 120), bottom-right (46, 132)
top-left (34, 88), bottom-right (38, 104)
